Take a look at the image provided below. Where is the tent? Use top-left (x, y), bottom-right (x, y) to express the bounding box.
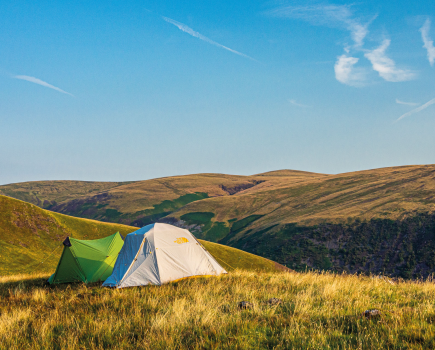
top-left (103, 223), bottom-right (226, 288)
top-left (48, 232), bottom-right (124, 285)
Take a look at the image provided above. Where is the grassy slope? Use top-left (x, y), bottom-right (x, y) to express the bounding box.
top-left (1, 270), bottom-right (435, 349)
top-left (170, 165), bottom-right (435, 228)
top-left (200, 241), bottom-right (284, 273)
top-left (163, 166), bottom-right (435, 277)
top-left (0, 195), bottom-right (135, 275)
top-left (0, 195), bottom-right (285, 275)
top-left (0, 180), bottom-right (125, 207)
top-left (0, 172), bottom-right (326, 225)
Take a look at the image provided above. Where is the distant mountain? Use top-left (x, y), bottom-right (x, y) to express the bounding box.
top-left (0, 172), bottom-right (327, 226)
top-left (0, 195), bottom-right (286, 275)
top-left (2, 165), bottom-right (435, 277)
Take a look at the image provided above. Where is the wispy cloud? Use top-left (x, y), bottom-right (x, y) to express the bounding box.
top-left (288, 99), bottom-right (310, 107)
top-left (268, 4), bottom-right (372, 48)
top-left (14, 75), bottom-right (74, 96)
top-left (334, 54), bottom-right (366, 86)
top-left (396, 98), bottom-right (419, 106)
top-left (364, 40), bottom-right (416, 82)
top-left (420, 19), bottom-right (435, 66)
top-left (162, 16), bottom-right (258, 62)
top-left (396, 97), bottom-right (435, 122)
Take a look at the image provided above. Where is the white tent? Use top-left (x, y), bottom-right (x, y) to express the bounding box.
top-left (103, 223), bottom-right (227, 288)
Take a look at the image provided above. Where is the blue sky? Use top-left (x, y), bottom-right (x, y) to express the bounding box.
top-left (1, 0), bottom-right (435, 184)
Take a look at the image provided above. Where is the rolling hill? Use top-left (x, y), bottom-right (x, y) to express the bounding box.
top-left (0, 195), bottom-right (287, 275)
top-left (0, 171), bottom-right (327, 226)
top-left (2, 165), bottom-right (435, 277)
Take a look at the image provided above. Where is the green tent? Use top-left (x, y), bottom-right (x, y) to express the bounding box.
top-left (48, 232), bottom-right (124, 284)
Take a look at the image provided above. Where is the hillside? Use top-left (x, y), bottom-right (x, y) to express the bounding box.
top-left (0, 195), bottom-right (286, 275)
top-left (2, 270), bottom-right (435, 349)
top-left (2, 165), bottom-right (435, 277)
top-left (0, 172), bottom-right (328, 226)
top-left (164, 165), bottom-right (435, 278)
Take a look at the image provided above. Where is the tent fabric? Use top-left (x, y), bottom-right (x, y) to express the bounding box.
top-left (48, 232), bottom-right (124, 285)
top-left (103, 223), bottom-right (227, 288)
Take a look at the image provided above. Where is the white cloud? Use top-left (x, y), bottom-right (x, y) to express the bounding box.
top-left (14, 75), bottom-right (74, 96)
top-left (396, 97), bottom-right (435, 122)
top-left (268, 4), bottom-right (371, 48)
top-left (395, 99), bottom-right (419, 106)
top-left (364, 40), bottom-right (416, 82)
top-left (334, 54), bottom-right (366, 86)
top-left (288, 99), bottom-right (310, 107)
top-left (420, 19), bottom-right (435, 66)
top-left (162, 16), bottom-right (258, 62)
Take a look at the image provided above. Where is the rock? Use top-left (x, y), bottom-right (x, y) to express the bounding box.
top-left (238, 301), bottom-right (254, 310)
top-left (267, 298), bottom-right (283, 306)
top-left (362, 309), bottom-right (381, 319)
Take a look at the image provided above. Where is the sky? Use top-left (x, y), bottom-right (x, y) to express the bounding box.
top-left (1, 0), bottom-right (435, 185)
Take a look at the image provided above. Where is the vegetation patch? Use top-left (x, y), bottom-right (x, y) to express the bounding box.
top-left (219, 215), bottom-right (264, 245)
top-left (231, 215), bottom-right (263, 232)
top-left (203, 222), bottom-right (230, 242)
top-left (180, 211), bottom-right (214, 225)
top-left (179, 212), bottom-right (215, 237)
top-left (104, 209), bottom-right (122, 219)
top-left (152, 192), bottom-right (208, 213)
top-left (132, 192), bottom-right (209, 226)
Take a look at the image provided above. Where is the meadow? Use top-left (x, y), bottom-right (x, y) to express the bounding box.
top-left (2, 270), bottom-right (435, 349)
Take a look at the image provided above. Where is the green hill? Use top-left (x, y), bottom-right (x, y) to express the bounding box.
top-left (3, 165), bottom-right (435, 277)
top-left (0, 195), bottom-right (287, 276)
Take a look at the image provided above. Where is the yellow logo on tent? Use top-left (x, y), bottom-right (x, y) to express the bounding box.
top-left (174, 237), bottom-right (189, 244)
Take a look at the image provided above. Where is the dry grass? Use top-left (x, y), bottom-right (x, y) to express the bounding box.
top-left (1, 270), bottom-right (435, 349)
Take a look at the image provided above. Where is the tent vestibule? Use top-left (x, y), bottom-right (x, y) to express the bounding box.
top-left (48, 232), bottom-right (124, 285)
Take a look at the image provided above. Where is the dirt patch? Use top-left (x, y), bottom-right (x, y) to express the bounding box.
top-left (220, 180), bottom-right (265, 195)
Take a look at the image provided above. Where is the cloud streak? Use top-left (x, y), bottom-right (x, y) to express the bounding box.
top-left (396, 97), bottom-right (435, 122)
top-left (420, 19), bottom-right (435, 66)
top-left (334, 54), bottom-right (366, 86)
top-left (288, 99), bottom-right (310, 107)
top-left (364, 40), bottom-right (416, 82)
top-left (162, 16), bottom-right (258, 62)
top-left (268, 4), bottom-right (371, 48)
top-left (14, 75), bottom-right (74, 96)
top-left (396, 99), bottom-right (419, 106)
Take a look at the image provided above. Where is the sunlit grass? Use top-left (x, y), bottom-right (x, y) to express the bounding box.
top-left (1, 270), bottom-right (435, 349)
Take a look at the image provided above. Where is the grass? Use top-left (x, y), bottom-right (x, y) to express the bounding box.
top-left (2, 270), bottom-right (435, 349)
